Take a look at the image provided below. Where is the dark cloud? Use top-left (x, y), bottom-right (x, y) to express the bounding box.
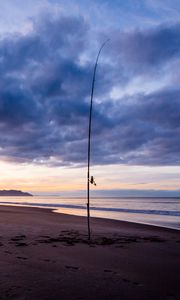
top-left (110, 23), bottom-right (180, 73)
top-left (0, 14), bottom-right (180, 166)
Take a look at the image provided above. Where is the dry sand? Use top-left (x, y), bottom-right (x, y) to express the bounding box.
top-left (0, 205), bottom-right (180, 300)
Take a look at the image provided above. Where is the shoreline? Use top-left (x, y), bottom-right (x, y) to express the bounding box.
top-left (0, 201), bottom-right (180, 232)
top-left (0, 205), bottom-right (180, 299)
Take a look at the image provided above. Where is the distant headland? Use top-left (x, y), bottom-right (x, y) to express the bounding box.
top-left (0, 190), bottom-right (33, 196)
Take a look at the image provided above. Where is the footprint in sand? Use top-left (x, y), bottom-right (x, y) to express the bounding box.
top-left (122, 278), bottom-right (143, 287)
top-left (65, 265), bottom-right (79, 270)
top-left (43, 259), bottom-right (51, 262)
top-left (4, 250), bottom-right (12, 254)
top-left (43, 259), bottom-right (56, 263)
top-left (9, 236), bottom-right (28, 246)
top-left (11, 235), bottom-right (26, 241)
top-left (104, 269), bottom-right (113, 273)
top-left (16, 256), bottom-right (28, 260)
top-left (133, 282), bottom-right (143, 286)
top-left (15, 242), bottom-right (28, 247)
top-left (122, 278), bottom-right (130, 283)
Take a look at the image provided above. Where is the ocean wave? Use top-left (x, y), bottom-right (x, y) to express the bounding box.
top-left (0, 201), bottom-right (180, 217)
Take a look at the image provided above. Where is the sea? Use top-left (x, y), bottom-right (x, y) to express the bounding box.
top-left (0, 196), bottom-right (180, 230)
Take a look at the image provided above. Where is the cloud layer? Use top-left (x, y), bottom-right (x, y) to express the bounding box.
top-left (0, 13), bottom-right (180, 166)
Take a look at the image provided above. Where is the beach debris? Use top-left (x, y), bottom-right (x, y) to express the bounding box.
top-left (6, 231), bottom-right (168, 249)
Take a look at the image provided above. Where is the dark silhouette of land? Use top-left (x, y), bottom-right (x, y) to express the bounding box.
top-left (0, 190), bottom-right (32, 196)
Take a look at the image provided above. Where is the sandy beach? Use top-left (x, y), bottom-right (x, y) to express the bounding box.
top-left (0, 205), bottom-right (179, 300)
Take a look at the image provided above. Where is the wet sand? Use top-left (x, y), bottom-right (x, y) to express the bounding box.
top-left (0, 205), bottom-right (180, 300)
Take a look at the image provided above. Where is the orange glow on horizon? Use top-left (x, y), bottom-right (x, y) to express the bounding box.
top-left (0, 159), bottom-right (179, 193)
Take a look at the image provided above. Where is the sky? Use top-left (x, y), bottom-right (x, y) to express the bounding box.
top-left (0, 0), bottom-right (180, 196)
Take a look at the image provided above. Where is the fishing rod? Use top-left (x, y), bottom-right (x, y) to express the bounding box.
top-left (87, 39), bottom-right (110, 241)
